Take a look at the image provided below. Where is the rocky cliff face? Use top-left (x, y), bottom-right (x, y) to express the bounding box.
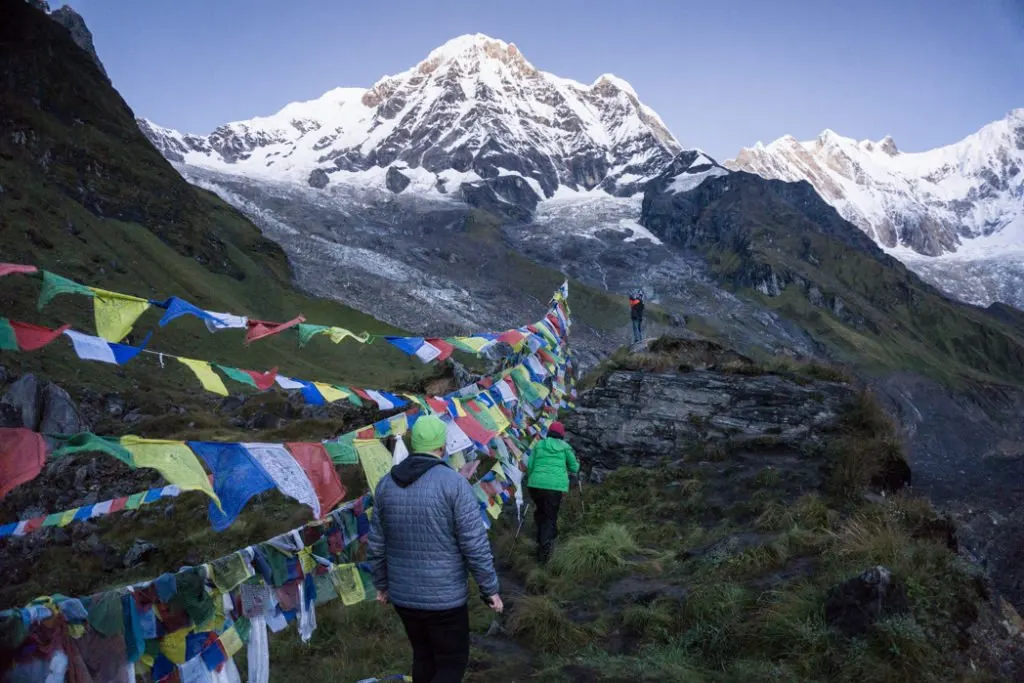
top-left (23, 1), bottom-right (108, 80)
top-left (569, 357), bottom-right (854, 477)
top-left (138, 34), bottom-right (680, 211)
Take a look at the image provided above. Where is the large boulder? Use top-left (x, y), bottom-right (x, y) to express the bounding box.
top-left (38, 383), bottom-right (89, 433)
top-left (386, 166), bottom-right (412, 194)
top-left (0, 374), bottom-right (43, 429)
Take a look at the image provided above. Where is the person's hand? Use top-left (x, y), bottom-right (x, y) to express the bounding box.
top-left (487, 594), bottom-right (504, 614)
top-left (376, 590), bottom-right (389, 605)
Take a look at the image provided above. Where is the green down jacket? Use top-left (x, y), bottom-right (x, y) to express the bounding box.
top-left (526, 437), bottom-right (580, 493)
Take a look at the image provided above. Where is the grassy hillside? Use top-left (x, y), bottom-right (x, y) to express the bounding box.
top-left (0, 0), bottom-right (445, 406)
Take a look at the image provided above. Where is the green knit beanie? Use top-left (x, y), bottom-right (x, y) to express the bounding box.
top-left (412, 414), bottom-right (448, 454)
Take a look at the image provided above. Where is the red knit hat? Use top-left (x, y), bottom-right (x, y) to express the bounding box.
top-left (548, 421), bottom-right (565, 437)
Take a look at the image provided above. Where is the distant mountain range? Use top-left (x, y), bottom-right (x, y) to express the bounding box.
top-left (138, 33), bottom-right (1023, 310)
top-left (726, 112), bottom-right (1024, 307)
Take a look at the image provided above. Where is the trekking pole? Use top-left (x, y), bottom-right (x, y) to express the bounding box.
top-left (577, 477), bottom-right (585, 515)
top-left (505, 503), bottom-right (530, 562)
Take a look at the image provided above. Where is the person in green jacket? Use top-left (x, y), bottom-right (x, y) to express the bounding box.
top-left (526, 421), bottom-right (580, 563)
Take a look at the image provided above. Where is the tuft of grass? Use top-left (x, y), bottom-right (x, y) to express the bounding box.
top-left (549, 523), bottom-right (641, 582)
top-left (621, 602), bottom-right (675, 642)
top-left (505, 596), bottom-right (586, 652)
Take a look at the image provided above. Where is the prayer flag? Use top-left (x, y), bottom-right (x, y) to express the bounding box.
top-left (286, 443), bottom-right (346, 516)
top-left (190, 441), bottom-right (275, 531)
top-left (245, 316), bottom-right (305, 344)
top-left (10, 321), bottom-right (71, 351)
top-left (242, 443), bottom-right (321, 518)
top-left (121, 436), bottom-right (221, 508)
top-left (38, 271), bottom-right (93, 310)
top-left (178, 358), bottom-right (230, 397)
top-left (0, 428), bottom-right (47, 499)
top-left (354, 439), bottom-right (393, 493)
top-left (0, 263), bottom-right (37, 278)
top-left (89, 288), bottom-right (151, 343)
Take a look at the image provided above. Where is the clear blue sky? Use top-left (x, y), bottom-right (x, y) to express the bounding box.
top-left (61, 0), bottom-right (1024, 159)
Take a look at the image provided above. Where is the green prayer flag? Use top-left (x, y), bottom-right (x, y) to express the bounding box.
top-left (323, 433), bottom-right (358, 465)
top-left (125, 492), bottom-right (146, 510)
top-left (38, 271), bottom-right (94, 310)
top-left (42, 513), bottom-right (62, 527)
top-left (49, 433), bottom-right (135, 467)
top-left (0, 318), bottom-right (18, 351)
top-left (216, 365), bottom-right (257, 388)
top-left (297, 324), bottom-right (329, 347)
top-left (335, 387), bottom-right (362, 407)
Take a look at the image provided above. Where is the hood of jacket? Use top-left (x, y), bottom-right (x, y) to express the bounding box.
top-left (390, 453), bottom-right (447, 488)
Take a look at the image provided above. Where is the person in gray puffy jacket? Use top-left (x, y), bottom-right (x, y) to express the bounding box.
top-left (368, 414), bottom-right (502, 683)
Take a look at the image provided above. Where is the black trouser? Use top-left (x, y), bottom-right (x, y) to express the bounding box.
top-left (394, 603), bottom-right (470, 683)
top-left (529, 487), bottom-right (563, 562)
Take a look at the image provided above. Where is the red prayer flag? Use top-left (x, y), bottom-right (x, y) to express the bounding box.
top-left (109, 496), bottom-right (129, 513)
top-left (455, 414), bottom-right (496, 445)
top-left (0, 263), bottom-right (38, 278)
top-left (245, 316), bottom-right (305, 344)
top-left (497, 329), bottom-right (526, 347)
top-left (352, 388), bottom-right (372, 402)
top-left (425, 338), bottom-right (454, 362)
top-left (0, 428), bottom-right (48, 499)
top-left (286, 443), bottom-right (346, 516)
top-left (545, 313), bottom-right (562, 336)
top-left (10, 321), bottom-right (70, 351)
top-left (426, 396), bottom-right (448, 414)
top-left (22, 516), bottom-right (46, 534)
top-left (244, 367), bottom-right (279, 391)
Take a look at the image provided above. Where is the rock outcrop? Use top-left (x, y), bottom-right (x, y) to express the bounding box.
top-left (570, 368), bottom-right (852, 472)
top-left (1, 373), bottom-right (90, 433)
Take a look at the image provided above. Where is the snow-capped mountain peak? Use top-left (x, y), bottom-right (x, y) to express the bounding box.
top-left (726, 109), bottom-right (1024, 258)
top-left (139, 33), bottom-right (681, 210)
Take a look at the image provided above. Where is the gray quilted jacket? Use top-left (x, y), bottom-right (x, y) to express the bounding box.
top-left (367, 454), bottom-right (499, 610)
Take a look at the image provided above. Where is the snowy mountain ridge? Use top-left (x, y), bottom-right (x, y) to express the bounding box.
top-left (725, 109), bottom-right (1024, 259)
top-left (139, 33), bottom-right (681, 210)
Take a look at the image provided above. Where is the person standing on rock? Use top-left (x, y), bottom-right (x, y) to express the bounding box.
top-left (629, 289), bottom-right (645, 345)
top-left (526, 421), bottom-right (580, 563)
top-left (368, 414), bottom-right (503, 683)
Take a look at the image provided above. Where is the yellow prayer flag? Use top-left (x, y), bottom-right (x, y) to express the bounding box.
top-left (313, 382), bottom-right (349, 403)
top-left (177, 358), bottom-right (229, 397)
top-left (486, 499), bottom-right (502, 519)
top-left (327, 327), bottom-right (370, 344)
top-left (58, 508), bottom-right (79, 526)
top-left (354, 438), bottom-right (393, 493)
top-left (89, 288), bottom-right (151, 343)
top-left (298, 547), bottom-right (317, 574)
top-left (160, 628), bottom-right (190, 664)
top-left (389, 413), bottom-right (408, 436)
top-left (330, 563), bottom-right (366, 606)
top-left (220, 626), bottom-right (244, 657)
top-left (453, 336), bottom-right (490, 353)
top-left (122, 436), bottom-right (221, 509)
top-left (488, 406), bottom-right (510, 434)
